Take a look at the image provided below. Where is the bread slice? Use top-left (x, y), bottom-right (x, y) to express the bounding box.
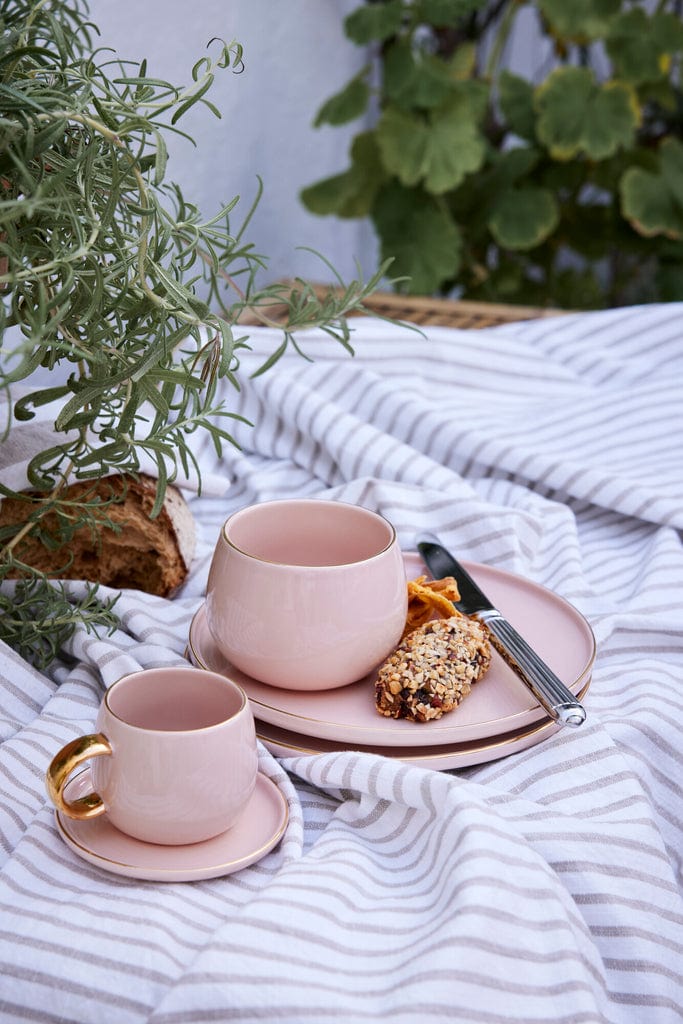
top-left (0, 474), bottom-right (196, 597)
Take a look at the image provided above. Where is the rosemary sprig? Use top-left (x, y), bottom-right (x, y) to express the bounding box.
top-left (1, 576), bottom-right (120, 671)
top-left (0, 0), bottom-right (389, 667)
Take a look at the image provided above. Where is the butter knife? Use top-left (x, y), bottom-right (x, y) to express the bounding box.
top-left (416, 534), bottom-right (587, 728)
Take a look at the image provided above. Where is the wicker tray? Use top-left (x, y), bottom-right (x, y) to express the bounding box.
top-left (239, 282), bottom-right (562, 330)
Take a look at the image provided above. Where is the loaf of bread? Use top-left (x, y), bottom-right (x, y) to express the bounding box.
top-left (0, 474), bottom-right (196, 597)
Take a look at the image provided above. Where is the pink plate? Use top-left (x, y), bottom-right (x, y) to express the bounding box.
top-left (188, 552), bottom-right (595, 749)
top-left (254, 689), bottom-right (590, 769)
top-left (56, 769), bottom-right (288, 882)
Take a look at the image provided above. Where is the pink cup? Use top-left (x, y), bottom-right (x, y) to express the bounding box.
top-left (205, 499), bottom-right (408, 690)
top-left (46, 667), bottom-right (258, 845)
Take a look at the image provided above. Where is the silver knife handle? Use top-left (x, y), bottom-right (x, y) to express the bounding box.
top-left (478, 611), bottom-right (586, 727)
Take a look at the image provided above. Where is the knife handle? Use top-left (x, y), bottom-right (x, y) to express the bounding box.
top-left (479, 612), bottom-right (586, 727)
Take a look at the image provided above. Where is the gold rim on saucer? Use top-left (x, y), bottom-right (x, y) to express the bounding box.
top-left (55, 769), bottom-right (289, 881)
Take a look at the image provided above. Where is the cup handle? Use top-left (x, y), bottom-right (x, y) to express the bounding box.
top-left (45, 733), bottom-right (112, 820)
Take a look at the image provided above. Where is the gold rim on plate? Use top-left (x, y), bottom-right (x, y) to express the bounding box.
top-left (187, 553), bottom-right (596, 753)
top-left (254, 677), bottom-right (592, 766)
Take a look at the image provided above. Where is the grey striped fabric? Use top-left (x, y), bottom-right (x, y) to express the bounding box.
top-left (1, 303), bottom-right (682, 1023)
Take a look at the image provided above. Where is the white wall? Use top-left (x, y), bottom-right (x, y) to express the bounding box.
top-left (89, 0), bottom-right (379, 290)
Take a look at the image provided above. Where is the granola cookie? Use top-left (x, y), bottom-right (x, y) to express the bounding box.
top-left (375, 615), bottom-right (491, 722)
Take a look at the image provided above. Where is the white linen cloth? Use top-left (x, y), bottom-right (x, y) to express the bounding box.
top-left (0, 303), bottom-right (682, 1023)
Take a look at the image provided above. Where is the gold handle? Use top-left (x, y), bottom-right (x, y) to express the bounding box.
top-left (45, 733), bottom-right (112, 820)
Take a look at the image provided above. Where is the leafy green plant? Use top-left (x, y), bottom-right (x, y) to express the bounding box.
top-left (0, 0), bottom-right (387, 666)
top-left (302, 0), bottom-right (683, 308)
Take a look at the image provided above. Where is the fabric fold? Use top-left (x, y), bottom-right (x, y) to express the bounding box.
top-left (1, 303), bottom-right (682, 1023)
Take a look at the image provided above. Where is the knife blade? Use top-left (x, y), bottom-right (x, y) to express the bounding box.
top-left (416, 534), bottom-right (586, 727)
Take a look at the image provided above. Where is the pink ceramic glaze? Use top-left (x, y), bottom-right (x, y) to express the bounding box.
top-left (56, 769), bottom-right (288, 881)
top-left (47, 667), bottom-right (258, 845)
top-left (190, 553), bottom-right (596, 748)
top-left (205, 499), bottom-right (408, 690)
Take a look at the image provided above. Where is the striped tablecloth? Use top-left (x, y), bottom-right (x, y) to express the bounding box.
top-left (1, 303), bottom-right (682, 1023)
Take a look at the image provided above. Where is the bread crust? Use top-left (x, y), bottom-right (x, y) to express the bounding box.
top-left (0, 474), bottom-right (196, 597)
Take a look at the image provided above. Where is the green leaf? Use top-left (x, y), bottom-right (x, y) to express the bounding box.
top-left (344, 1), bottom-right (404, 44)
top-left (372, 183), bottom-right (462, 293)
top-left (621, 139), bottom-right (683, 239)
top-left (414, 0), bottom-right (485, 27)
top-left (153, 131), bottom-right (168, 185)
top-left (498, 71), bottom-right (536, 141)
top-left (314, 73), bottom-right (370, 127)
top-left (535, 66), bottom-right (639, 161)
top-left (170, 74), bottom-right (215, 124)
top-left (150, 456), bottom-right (167, 517)
top-left (299, 170), bottom-right (361, 216)
top-left (377, 101), bottom-right (485, 194)
top-left (383, 40), bottom-right (455, 110)
top-left (488, 186), bottom-right (560, 250)
top-left (451, 79), bottom-right (489, 123)
top-left (250, 335), bottom-right (289, 378)
top-left (493, 146), bottom-right (541, 185)
top-left (583, 82), bottom-right (640, 161)
top-left (0, 579), bottom-right (119, 671)
top-left (606, 9), bottom-right (683, 85)
top-left (137, 377), bottom-right (168, 416)
top-left (535, 67), bottom-right (594, 160)
top-left (651, 11), bottom-right (683, 55)
top-left (621, 169), bottom-right (683, 238)
top-left (13, 385), bottom-right (71, 421)
top-left (383, 40), bottom-right (417, 107)
top-left (448, 42), bottom-right (477, 81)
top-left (459, 147), bottom-right (542, 234)
top-left (376, 107), bottom-right (430, 186)
top-left (300, 132), bottom-right (386, 217)
top-left (638, 79), bottom-right (679, 114)
top-left (537, 0), bottom-right (621, 42)
top-left (423, 105), bottom-right (486, 193)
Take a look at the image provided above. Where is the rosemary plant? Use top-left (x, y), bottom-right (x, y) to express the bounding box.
top-left (0, 0), bottom-right (387, 667)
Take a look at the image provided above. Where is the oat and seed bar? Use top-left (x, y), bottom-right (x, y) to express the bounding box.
top-left (375, 615), bottom-right (491, 723)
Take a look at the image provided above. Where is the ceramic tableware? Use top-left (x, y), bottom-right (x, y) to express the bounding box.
top-left (189, 553), bottom-right (595, 750)
top-left (252, 688), bottom-right (590, 769)
top-left (205, 498), bottom-right (407, 690)
top-left (55, 768), bottom-right (288, 882)
top-left (46, 666), bottom-right (258, 846)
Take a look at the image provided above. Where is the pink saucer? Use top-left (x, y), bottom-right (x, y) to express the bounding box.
top-left (56, 769), bottom-right (289, 882)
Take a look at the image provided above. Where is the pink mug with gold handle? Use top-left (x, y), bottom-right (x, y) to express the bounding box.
top-left (46, 666), bottom-right (258, 845)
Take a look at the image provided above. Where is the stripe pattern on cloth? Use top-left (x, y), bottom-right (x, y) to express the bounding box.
top-left (0, 303), bottom-right (682, 1023)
